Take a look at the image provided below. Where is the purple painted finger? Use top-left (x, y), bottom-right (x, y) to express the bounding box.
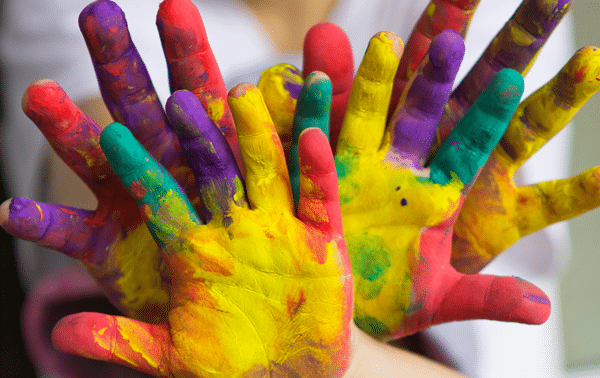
top-left (435, 0), bottom-right (573, 147)
top-left (386, 31), bottom-right (465, 170)
top-left (0, 198), bottom-right (118, 264)
top-left (79, 1), bottom-right (181, 170)
top-left (166, 91), bottom-right (247, 226)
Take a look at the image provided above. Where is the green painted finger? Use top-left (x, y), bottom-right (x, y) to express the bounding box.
top-left (290, 72), bottom-right (332, 209)
top-left (430, 69), bottom-right (524, 187)
top-left (100, 122), bottom-right (201, 249)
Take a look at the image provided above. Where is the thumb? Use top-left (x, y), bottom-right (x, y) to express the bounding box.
top-left (434, 274), bottom-right (551, 325)
top-left (52, 312), bottom-right (171, 376)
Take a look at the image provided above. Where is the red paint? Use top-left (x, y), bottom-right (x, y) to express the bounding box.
top-left (130, 181), bottom-right (147, 200)
top-left (286, 289), bottom-right (306, 318)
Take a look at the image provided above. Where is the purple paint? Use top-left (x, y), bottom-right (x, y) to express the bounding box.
top-left (166, 91), bottom-right (246, 224)
top-left (284, 67), bottom-right (303, 99)
top-left (387, 30), bottom-right (465, 169)
top-left (524, 293), bottom-right (551, 306)
top-left (4, 197), bottom-right (118, 264)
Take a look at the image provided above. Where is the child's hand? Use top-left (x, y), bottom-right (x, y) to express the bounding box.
top-left (50, 86), bottom-right (352, 377)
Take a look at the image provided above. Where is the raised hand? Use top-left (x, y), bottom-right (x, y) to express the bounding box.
top-left (452, 46), bottom-right (600, 273)
top-left (51, 86), bottom-right (352, 378)
top-left (0, 0), bottom-right (236, 322)
top-left (263, 31), bottom-right (551, 339)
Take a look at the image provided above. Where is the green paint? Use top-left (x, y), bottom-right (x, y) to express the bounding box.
top-left (100, 123), bottom-right (201, 247)
top-left (289, 72), bottom-right (332, 209)
top-left (354, 316), bottom-right (390, 338)
top-left (348, 233), bottom-right (391, 300)
top-left (430, 69), bottom-right (524, 186)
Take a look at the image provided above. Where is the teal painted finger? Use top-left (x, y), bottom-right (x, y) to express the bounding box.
top-left (100, 122), bottom-right (201, 248)
top-left (290, 72), bottom-right (332, 209)
top-left (430, 69), bottom-right (524, 186)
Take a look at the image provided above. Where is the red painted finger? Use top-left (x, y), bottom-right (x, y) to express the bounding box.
top-left (157, 0), bottom-right (243, 172)
top-left (52, 312), bottom-right (172, 376)
top-left (390, 0), bottom-right (482, 115)
top-left (435, 274), bottom-right (551, 325)
top-left (303, 22), bottom-right (354, 154)
top-left (297, 128), bottom-right (343, 237)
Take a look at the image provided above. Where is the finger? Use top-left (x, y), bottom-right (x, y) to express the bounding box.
top-left (297, 128), bottom-right (343, 238)
top-left (258, 64), bottom-right (304, 161)
top-left (228, 84), bottom-right (293, 213)
top-left (391, 0), bottom-right (481, 111)
top-left (100, 123), bottom-right (200, 248)
top-left (290, 72), bottom-right (332, 209)
top-left (435, 275), bottom-right (550, 325)
top-left (166, 90), bottom-right (247, 226)
top-left (303, 22), bottom-right (354, 153)
top-left (337, 32), bottom-right (403, 156)
top-left (498, 46), bottom-right (600, 171)
top-left (22, 79), bottom-right (109, 194)
top-left (79, 1), bottom-right (177, 156)
top-left (52, 312), bottom-right (170, 376)
top-left (0, 198), bottom-right (102, 259)
top-left (515, 167), bottom-right (600, 237)
top-left (385, 30), bottom-right (464, 171)
top-left (156, 0), bottom-right (243, 172)
top-left (436, 0), bottom-right (574, 145)
top-left (429, 69), bottom-right (524, 187)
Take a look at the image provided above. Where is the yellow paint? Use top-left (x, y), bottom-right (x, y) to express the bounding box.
top-left (207, 96), bottom-right (226, 123)
top-left (228, 85), bottom-right (294, 213)
top-left (337, 148), bottom-right (462, 332)
top-left (426, 3), bottom-right (436, 17)
top-left (86, 223), bottom-right (168, 324)
top-left (507, 21), bottom-right (537, 48)
top-left (453, 46), bottom-right (600, 273)
top-left (115, 317), bottom-right (161, 369)
top-left (168, 206), bottom-right (350, 376)
top-left (337, 32), bottom-right (403, 155)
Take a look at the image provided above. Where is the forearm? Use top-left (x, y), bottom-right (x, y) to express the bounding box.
top-left (344, 324), bottom-right (467, 378)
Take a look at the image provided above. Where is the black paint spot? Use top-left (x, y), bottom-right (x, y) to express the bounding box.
top-left (396, 186), bottom-right (401, 191)
top-left (401, 198), bottom-right (408, 206)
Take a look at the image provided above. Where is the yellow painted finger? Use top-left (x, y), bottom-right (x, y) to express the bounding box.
top-left (497, 46), bottom-right (600, 173)
top-left (228, 84), bottom-right (294, 213)
top-left (336, 32), bottom-right (403, 156)
top-left (516, 167), bottom-right (600, 236)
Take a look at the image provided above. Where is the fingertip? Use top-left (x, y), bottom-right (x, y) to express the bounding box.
top-left (488, 69), bottom-right (525, 107)
top-left (228, 83), bottom-right (258, 99)
top-left (100, 122), bottom-right (146, 178)
top-left (371, 31), bottom-right (404, 59)
top-left (166, 90), bottom-right (208, 141)
top-left (298, 128), bottom-right (335, 175)
top-left (298, 72), bottom-right (332, 120)
top-left (426, 30), bottom-right (465, 80)
top-left (79, 0), bottom-right (131, 63)
top-left (157, 0), bottom-right (207, 60)
top-left (0, 199), bottom-right (12, 225)
top-left (303, 22), bottom-right (353, 94)
top-left (491, 276), bottom-right (551, 325)
top-left (52, 312), bottom-right (114, 359)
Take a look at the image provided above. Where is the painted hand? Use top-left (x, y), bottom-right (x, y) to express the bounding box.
top-left (268, 0), bottom-right (588, 277)
top-left (452, 46), bottom-right (600, 273)
top-left (262, 31), bottom-right (551, 339)
top-left (51, 86), bottom-right (352, 378)
top-left (0, 0), bottom-right (237, 322)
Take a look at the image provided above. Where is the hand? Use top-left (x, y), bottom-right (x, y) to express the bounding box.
top-left (266, 0), bottom-right (588, 277)
top-left (261, 31), bottom-right (551, 339)
top-left (452, 46), bottom-right (600, 272)
top-left (0, 0), bottom-right (236, 322)
top-left (51, 85), bottom-right (352, 378)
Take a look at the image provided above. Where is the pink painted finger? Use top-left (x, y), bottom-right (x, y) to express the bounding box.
top-left (297, 128), bottom-right (343, 236)
top-left (157, 0), bottom-right (243, 173)
top-left (435, 274), bottom-right (551, 325)
top-left (52, 312), bottom-right (172, 376)
top-left (435, 0), bottom-right (574, 147)
top-left (22, 79), bottom-right (143, 229)
top-left (390, 0), bottom-right (481, 114)
top-left (0, 198), bottom-right (118, 264)
top-left (22, 80), bottom-right (108, 194)
top-left (303, 22), bottom-right (354, 154)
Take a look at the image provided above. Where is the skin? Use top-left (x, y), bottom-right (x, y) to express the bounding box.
top-left (51, 85), bottom-right (353, 377)
top-left (0, 0), bottom-right (239, 322)
top-left (262, 31), bottom-right (551, 339)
